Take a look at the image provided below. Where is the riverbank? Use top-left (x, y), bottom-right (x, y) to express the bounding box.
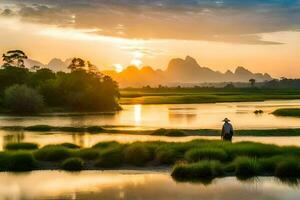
top-left (1, 140), bottom-right (300, 182)
top-left (3, 125), bottom-right (300, 136)
top-left (120, 88), bottom-right (300, 104)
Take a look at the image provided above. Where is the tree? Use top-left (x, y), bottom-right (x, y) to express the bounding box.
top-left (2, 50), bottom-right (28, 68)
top-left (4, 84), bottom-right (44, 114)
top-left (68, 58), bottom-right (86, 72)
top-left (249, 78), bottom-right (256, 87)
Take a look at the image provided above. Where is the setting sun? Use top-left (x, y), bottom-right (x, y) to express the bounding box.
top-left (114, 64), bottom-right (124, 73)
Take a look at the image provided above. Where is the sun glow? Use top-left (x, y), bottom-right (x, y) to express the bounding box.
top-left (114, 64), bottom-right (124, 73)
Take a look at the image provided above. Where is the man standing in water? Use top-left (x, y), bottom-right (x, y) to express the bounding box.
top-left (221, 118), bottom-right (234, 142)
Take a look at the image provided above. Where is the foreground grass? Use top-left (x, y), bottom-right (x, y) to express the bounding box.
top-left (0, 140), bottom-right (300, 182)
top-left (3, 125), bottom-right (300, 136)
top-left (120, 88), bottom-right (300, 104)
top-left (273, 108), bottom-right (300, 117)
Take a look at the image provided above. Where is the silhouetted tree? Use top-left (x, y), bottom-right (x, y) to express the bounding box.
top-left (2, 50), bottom-right (28, 68)
top-left (68, 58), bottom-right (86, 72)
top-left (249, 78), bottom-right (256, 87)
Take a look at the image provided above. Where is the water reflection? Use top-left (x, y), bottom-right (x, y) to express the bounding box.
top-left (0, 100), bottom-right (300, 129)
top-left (1, 130), bottom-right (300, 150)
top-left (0, 171), bottom-right (298, 200)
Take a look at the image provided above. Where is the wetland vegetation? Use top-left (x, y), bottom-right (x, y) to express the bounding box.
top-left (0, 140), bottom-right (299, 182)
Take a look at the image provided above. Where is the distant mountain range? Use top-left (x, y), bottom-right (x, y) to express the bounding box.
top-left (103, 56), bottom-right (272, 87)
top-left (24, 56), bottom-right (272, 87)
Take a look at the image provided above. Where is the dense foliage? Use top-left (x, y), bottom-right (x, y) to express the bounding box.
top-left (0, 50), bottom-right (120, 113)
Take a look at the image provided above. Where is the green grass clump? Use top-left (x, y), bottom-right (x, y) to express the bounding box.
top-left (155, 146), bottom-right (179, 165)
top-left (0, 152), bottom-right (11, 171)
top-left (34, 146), bottom-right (72, 161)
top-left (8, 152), bottom-right (37, 171)
top-left (185, 148), bottom-right (228, 162)
top-left (234, 157), bottom-right (260, 177)
top-left (5, 142), bottom-right (38, 150)
top-left (92, 141), bottom-right (120, 149)
top-left (95, 147), bottom-right (123, 168)
top-left (275, 159), bottom-right (300, 177)
top-left (124, 144), bottom-right (152, 166)
top-left (171, 161), bottom-right (223, 180)
top-left (273, 108), bottom-right (300, 117)
top-left (61, 157), bottom-right (84, 171)
top-left (224, 142), bottom-right (279, 158)
top-left (258, 156), bottom-right (284, 173)
top-left (76, 148), bottom-right (99, 160)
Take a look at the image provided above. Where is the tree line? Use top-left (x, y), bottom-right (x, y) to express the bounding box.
top-left (0, 50), bottom-right (120, 114)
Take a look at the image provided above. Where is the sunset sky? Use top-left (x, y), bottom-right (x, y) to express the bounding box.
top-left (1, 0), bottom-right (300, 77)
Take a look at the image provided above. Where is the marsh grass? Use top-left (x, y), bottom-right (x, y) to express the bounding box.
top-left (185, 148), bottom-right (228, 162)
top-left (0, 139), bottom-right (299, 177)
top-left (8, 152), bottom-right (37, 172)
top-left (34, 146), bottom-right (73, 161)
top-left (233, 157), bottom-right (260, 178)
top-left (275, 158), bottom-right (300, 177)
top-left (171, 161), bottom-right (223, 180)
top-left (61, 157), bottom-right (84, 171)
top-left (5, 142), bottom-right (38, 150)
top-left (124, 144), bottom-right (152, 166)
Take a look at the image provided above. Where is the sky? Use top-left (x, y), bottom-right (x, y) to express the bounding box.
top-left (0, 0), bottom-right (300, 77)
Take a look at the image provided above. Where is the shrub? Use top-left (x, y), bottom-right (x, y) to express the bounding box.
top-left (185, 148), bottom-right (228, 162)
top-left (8, 152), bottom-right (37, 171)
top-left (34, 146), bottom-right (72, 161)
top-left (77, 148), bottom-right (99, 160)
top-left (5, 142), bottom-right (38, 150)
top-left (4, 84), bottom-right (44, 114)
top-left (234, 157), bottom-right (260, 177)
top-left (275, 159), bottom-right (300, 177)
top-left (124, 144), bottom-right (152, 166)
top-left (95, 147), bottom-right (123, 168)
top-left (61, 157), bottom-right (84, 171)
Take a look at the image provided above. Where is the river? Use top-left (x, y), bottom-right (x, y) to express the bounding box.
top-left (1, 100), bottom-right (300, 130)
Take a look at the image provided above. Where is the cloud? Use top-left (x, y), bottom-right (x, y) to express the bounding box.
top-left (1, 0), bottom-right (300, 44)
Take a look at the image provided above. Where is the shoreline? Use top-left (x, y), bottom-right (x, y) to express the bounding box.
top-left (3, 125), bottom-right (300, 136)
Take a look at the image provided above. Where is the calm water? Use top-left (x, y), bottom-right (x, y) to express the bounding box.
top-left (1, 100), bottom-right (300, 129)
top-left (1, 130), bottom-right (300, 150)
top-left (0, 171), bottom-right (299, 200)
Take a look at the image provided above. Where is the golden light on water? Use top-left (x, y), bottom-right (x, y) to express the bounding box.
top-left (134, 104), bottom-right (142, 125)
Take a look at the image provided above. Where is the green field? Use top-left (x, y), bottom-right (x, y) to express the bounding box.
top-left (120, 88), bottom-right (300, 104)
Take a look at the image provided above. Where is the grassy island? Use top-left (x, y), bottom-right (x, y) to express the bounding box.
top-left (273, 108), bottom-right (300, 117)
top-left (0, 140), bottom-right (300, 181)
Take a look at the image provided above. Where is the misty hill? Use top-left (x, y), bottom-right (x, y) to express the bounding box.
top-left (103, 56), bottom-right (272, 87)
top-left (23, 56), bottom-right (272, 87)
top-left (24, 58), bottom-right (70, 72)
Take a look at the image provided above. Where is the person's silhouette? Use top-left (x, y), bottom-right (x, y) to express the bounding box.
top-left (221, 118), bottom-right (233, 142)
